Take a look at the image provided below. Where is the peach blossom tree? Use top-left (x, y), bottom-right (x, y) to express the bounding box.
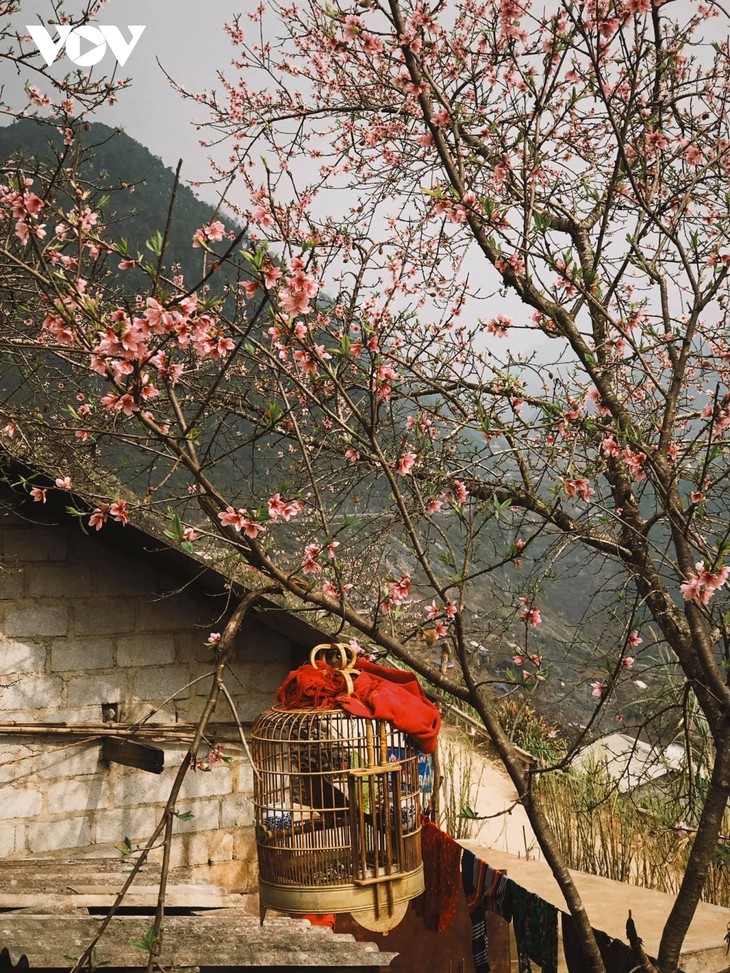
top-left (3, 2), bottom-right (730, 971)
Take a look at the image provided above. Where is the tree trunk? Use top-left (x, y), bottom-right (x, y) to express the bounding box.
top-left (471, 687), bottom-right (608, 973)
top-left (657, 729), bottom-right (730, 972)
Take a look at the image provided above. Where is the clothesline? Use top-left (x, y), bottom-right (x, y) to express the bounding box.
top-left (420, 820), bottom-right (649, 973)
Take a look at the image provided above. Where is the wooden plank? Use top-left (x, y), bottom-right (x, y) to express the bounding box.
top-left (0, 915), bottom-right (397, 968)
top-left (0, 891), bottom-right (244, 910)
top-left (63, 884), bottom-right (233, 897)
top-left (101, 738), bottom-right (164, 774)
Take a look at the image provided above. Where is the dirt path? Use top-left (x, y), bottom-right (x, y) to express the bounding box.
top-left (439, 727), bottom-right (541, 859)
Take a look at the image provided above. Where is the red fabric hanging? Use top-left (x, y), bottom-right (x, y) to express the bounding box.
top-left (276, 657), bottom-right (441, 754)
top-left (417, 819), bottom-right (463, 933)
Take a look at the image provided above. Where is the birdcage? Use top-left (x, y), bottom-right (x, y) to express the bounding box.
top-left (252, 644), bottom-right (424, 931)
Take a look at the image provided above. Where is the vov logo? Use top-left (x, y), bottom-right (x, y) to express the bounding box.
top-left (26, 25), bottom-right (146, 68)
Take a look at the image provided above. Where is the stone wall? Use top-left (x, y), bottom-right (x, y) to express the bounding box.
top-left (0, 492), bottom-right (298, 890)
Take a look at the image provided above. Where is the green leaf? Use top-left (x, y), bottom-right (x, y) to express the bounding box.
top-left (176, 811), bottom-right (195, 821)
top-left (132, 926), bottom-right (158, 953)
top-left (492, 496), bottom-right (512, 519)
top-left (163, 508), bottom-right (185, 544)
top-left (115, 836), bottom-right (133, 857)
top-left (145, 230), bottom-right (164, 256)
top-left (265, 401), bottom-right (283, 425)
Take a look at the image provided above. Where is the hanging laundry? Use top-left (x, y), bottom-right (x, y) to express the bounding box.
top-left (461, 849), bottom-right (491, 973)
top-left (461, 849), bottom-right (509, 973)
top-left (561, 913), bottom-right (636, 973)
top-left (507, 878), bottom-right (558, 973)
top-left (484, 865), bottom-right (510, 920)
top-left (418, 819), bottom-right (463, 933)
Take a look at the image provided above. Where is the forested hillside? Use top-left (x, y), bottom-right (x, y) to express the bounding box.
top-left (0, 119), bottom-right (241, 289)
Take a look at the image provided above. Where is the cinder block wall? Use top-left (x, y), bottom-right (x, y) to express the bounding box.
top-left (0, 495), bottom-right (295, 890)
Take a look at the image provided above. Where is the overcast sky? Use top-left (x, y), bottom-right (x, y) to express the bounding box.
top-left (6, 0), bottom-right (729, 369)
top-left (9, 1), bottom-right (729, 189)
top-left (6, 1), bottom-right (249, 202)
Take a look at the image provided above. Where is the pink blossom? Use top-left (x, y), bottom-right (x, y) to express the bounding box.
top-left (622, 446), bottom-right (647, 482)
top-left (252, 206), bottom-right (274, 228)
top-left (563, 477), bottom-right (595, 502)
top-left (425, 601), bottom-right (440, 621)
top-left (207, 220), bottom-right (226, 241)
top-left (268, 493), bottom-right (287, 519)
top-left (453, 480), bottom-right (469, 504)
top-left (427, 499), bottom-right (443, 514)
top-left (242, 518), bottom-right (263, 539)
top-left (389, 575), bottom-right (412, 605)
top-left (193, 220), bottom-right (227, 247)
top-left (281, 288), bottom-right (314, 317)
top-left (110, 500), bottom-right (128, 526)
top-left (684, 144), bottom-right (702, 166)
top-left (302, 544), bottom-right (322, 574)
top-left (217, 506), bottom-right (249, 532)
top-left (207, 632), bottom-right (222, 645)
top-left (263, 263), bottom-right (282, 288)
top-left (591, 680), bottom-right (606, 699)
top-left (396, 451), bottom-right (417, 475)
top-left (30, 486), bottom-right (47, 503)
top-left (602, 435), bottom-right (621, 457)
top-left (522, 607), bottom-right (542, 627)
top-left (621, 657), bottom-right (635, 669)
top-left (486, 314), bottom-right (512, 337)
top-left (345, 448), bottom-right (360, 463)
top-left (680, 561), bottom-right (730, 605)
top-left (513, 654), bottom-right (525, 665)
top-left (628, 630), bottom-right (642, 647)
top-left (55, 476), bottom-right (72, 490)
top-left (88, 506), bottom-right (109, 530)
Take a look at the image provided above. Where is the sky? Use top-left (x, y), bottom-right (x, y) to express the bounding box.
top-left (5, 0), bottom-right (729, 370)
top-left (6, 1), bottom-right (247, 203)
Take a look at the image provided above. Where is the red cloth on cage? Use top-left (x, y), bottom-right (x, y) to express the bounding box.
top-left (275, 657), bottom-right (441, 753)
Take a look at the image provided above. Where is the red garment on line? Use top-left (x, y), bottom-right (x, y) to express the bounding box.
top-left (275, 658), bottom-right (441, 754)
top-left (417, 819), bottom-right (462, 933)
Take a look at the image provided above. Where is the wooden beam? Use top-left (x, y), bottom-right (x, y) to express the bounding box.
top-left (100, 737), bottom-right (164, 774)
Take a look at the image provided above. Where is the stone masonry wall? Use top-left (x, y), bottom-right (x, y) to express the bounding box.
top-left (0, 495), bottom-right (297, 891)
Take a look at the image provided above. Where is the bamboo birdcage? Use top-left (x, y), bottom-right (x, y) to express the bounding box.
top-left (252, 644), bottom-right (424, 931)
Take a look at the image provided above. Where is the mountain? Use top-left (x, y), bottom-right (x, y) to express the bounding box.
top-left (0, 118), bottom-right (242, 289)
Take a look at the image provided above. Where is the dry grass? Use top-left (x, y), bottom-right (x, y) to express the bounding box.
top-left (538, 767), bottom-right (730, 907)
